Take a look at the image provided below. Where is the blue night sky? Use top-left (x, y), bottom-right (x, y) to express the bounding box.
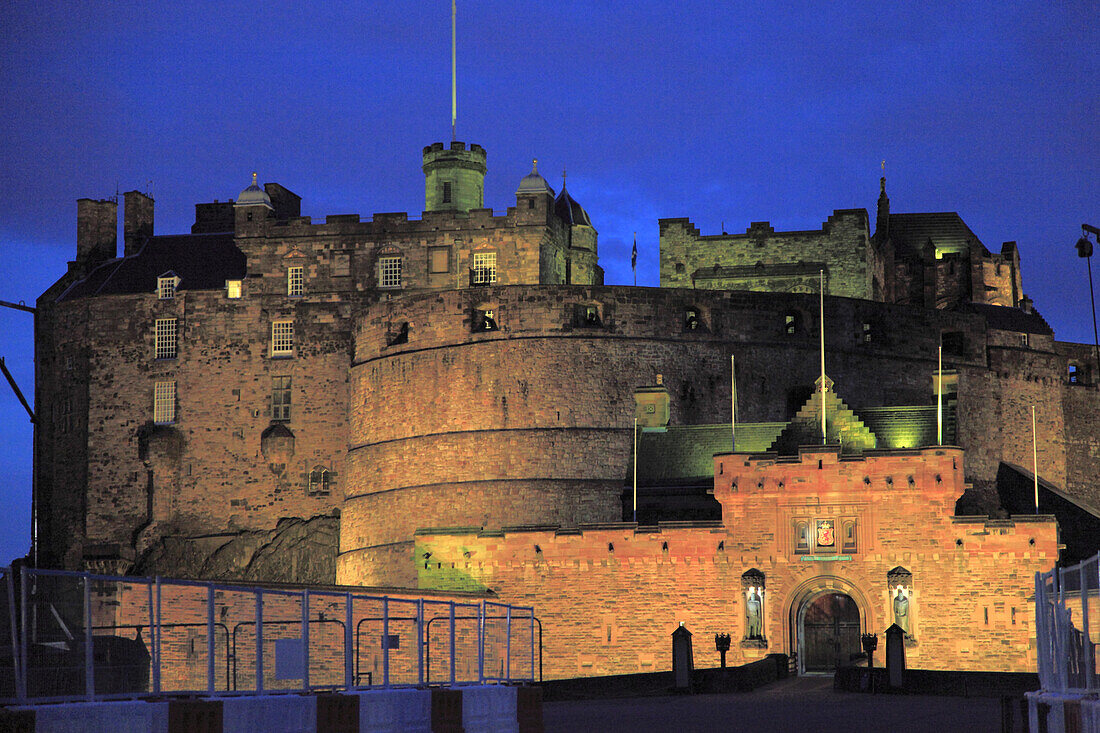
top-left (0, 2), bottom-right (1097, 566)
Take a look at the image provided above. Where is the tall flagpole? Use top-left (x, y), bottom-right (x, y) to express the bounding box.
top-left (633, 416), bottom-right (638, 522)
top-left (937, 338), bottom-right (943, 445)
top-left (1032, 405), bottom-right (1039, 513)
top-left (820, 270), bottom-right (826, 445)
top-left (451, 0), bottom-right (457, 141)
top-left (731, 355), bottom-right (736, 452)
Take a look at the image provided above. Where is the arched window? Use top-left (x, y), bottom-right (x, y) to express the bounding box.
top-left (308, 466), bottom-right (331, 496)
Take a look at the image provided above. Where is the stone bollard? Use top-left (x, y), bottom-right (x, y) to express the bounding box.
top-left (885, 623), bottom-right (906, 689)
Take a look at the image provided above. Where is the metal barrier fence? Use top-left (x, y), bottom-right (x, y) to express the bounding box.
top-left (1034, 551), bottom-right (1099, 693)
top-left (0, 566), bottom-right (538, 704)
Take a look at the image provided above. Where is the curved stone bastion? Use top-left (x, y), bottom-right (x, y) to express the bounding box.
top-left (336, 284), bottom-right (1067, 586)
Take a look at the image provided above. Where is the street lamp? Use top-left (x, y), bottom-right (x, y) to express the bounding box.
top-left (1076, 225), bottom-right (1100, 379)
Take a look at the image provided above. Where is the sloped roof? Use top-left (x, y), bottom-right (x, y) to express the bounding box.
top-left (58, 233), bottom-right (245, 302)
top-left (888, 212), bottom-right (988, 259)
top-left (554, 186), bottom-right (592, 227)
top-left (953, 302), bottom-right (1053, 335)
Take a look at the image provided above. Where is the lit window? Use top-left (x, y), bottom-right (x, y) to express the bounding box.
top-left (271, 321), bottom-right (294, 356)
top-left (379, 256), bottom-right (402, 288)
top-left (153, 381), bottom-right (176, 424)
top-left (1019, 333), bottom-right (1029, 348)
top-left (472, 252), bottom-right (497, 284)
top-left (308, 466), bottom-right (331, 496)
top-left (157, 276), bottom-right (178, 300)
top-left (226, 280), bottom-right (243, 299)
top-left (473, 308), bottom-right (498, 332)
top-left (862, 322), bottom-right (872, 343)
top-left (784, 313), bottom-right (797, 335)
top-left (272, 376), bottom-right (291, 421)
top-left (287, 266), bottom-right (303, 297)
top-left (155, 318), bottom-right (177, 360)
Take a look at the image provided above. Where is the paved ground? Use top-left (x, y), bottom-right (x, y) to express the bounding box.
top-left (543, 675), bottom-right (1003, 732)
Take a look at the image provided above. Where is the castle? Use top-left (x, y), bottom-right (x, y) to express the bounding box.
top-left (34, 138), bottom-right (1099, 676)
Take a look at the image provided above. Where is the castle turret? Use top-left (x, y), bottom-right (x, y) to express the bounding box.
top-left (422, 141), bottom-right (486, 212)
top-left (234, 172), bottom-right (274, 232)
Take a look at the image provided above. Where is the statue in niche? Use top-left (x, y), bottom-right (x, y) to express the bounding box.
top-left (746, 587), bottom-right (763, 639)
top-left (892, 586), bottom-right (910, 635)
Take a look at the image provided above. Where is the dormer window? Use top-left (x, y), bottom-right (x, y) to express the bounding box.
top-left (157, 274), bottom-right (179, 300)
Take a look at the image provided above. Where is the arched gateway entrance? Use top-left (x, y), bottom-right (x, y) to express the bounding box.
top-left (797, 591), bottom-right (863, 673)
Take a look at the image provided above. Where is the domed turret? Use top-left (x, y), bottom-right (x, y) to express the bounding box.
top-left (234, 172), bottom-right (273, 210)
top-left (516, 159), bottom-right (554, 196)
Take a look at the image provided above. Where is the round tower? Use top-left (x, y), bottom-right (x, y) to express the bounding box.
top-left (422, 141), bottom-right (487, 212)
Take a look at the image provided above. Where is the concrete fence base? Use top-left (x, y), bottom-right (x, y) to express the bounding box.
top-left (1, 684), bottom-right (542, 733)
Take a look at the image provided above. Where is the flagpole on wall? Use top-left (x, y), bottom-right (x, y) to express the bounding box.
top-left (1032, 405), bottom-right (1039, 513)
top-left (937, 337), bottom-right (943, 445)
top-left (731, 355), bottom-right (736, 453)
top-left (632, 233), bottom-right (638, 287)
top-left (633, 416), bottom-right (639, 523)
top-left (820, 269), bottom-right (826, 445)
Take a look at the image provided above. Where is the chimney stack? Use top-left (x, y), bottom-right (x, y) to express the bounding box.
top-left (124, 191), bottom-right (155, 257)
top-left (76, 198), bottom-right (118, 267)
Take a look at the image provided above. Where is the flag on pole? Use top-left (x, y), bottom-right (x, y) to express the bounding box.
top-left (631, 233), bottom-right (638, 286)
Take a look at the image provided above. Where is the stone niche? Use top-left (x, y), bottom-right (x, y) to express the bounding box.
top-left (260, 423), bottom-right (296, 475)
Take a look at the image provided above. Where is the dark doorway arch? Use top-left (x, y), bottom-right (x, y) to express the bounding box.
top-left (799, 592), bottom-right (861, 672)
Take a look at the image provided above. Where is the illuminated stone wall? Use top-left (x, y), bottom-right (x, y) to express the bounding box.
top-left (659, 211), bottom-right (879, 299)
top-left (416, 448), bottom-right (1059, 679)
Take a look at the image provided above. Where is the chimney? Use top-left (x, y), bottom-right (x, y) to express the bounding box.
top-left (76, 198), bottom-right (118, 266)
top-left (123, 191), bottom-right (154, 257)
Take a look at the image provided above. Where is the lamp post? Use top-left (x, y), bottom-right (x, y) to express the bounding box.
top-left (1077, 225), bottom-right (1100, 377)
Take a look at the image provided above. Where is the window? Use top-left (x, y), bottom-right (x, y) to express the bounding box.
top-left (308, 466), bottom-right (331, 496)
top-left (473, 308), bottom-right (498, 332)
top-left (272, 376), bottom-right (291, 421)
top-left (153, 381), bottom-right (176, 424)
top-left (287, 266), bottom-right (303, 297)
top-left (379, 256), bottom-right (402, 288)
top-left (794, 521), bottom-right (810, 554)
top-left (429, 247), bottom-right (450, 274)
top-left (784, 312), bottom-right (798, 335)
top-left (442, 181), bottom-right (452, 204)
top-left (685, 308), bottom-right (702, 331)
top-left (862, 322), bottom-right (872, 343)
top-left (57, 397), bottom-right (72, 434)
top-left (1018, 333), bottom-right (1029, 348)
top-left (333, 252), bottom-right (351, 277)
top-left (472, 252), bottom-right (497, 285)
top-left (1069, 364), bottom-right (1079, 384)
top-left (155, 318), bottom-right (177, 360)
top-left (226, 280), bottom-right (243, 299)
top-left (157, 275), bottom-right (178, 300)
top-left (841, 519), bottom-right (857, 553)
top-left (271, 321), bottom-right (294, 356)
top-left (576, 304), bottom-right (601, 327)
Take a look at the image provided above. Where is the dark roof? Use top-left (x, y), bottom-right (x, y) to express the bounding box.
top-left (554, 187), bottom-right (592, 228)
top-left (953, 302), bottom-right (1054, 335)
top-left (58, 233), bottom-right (245, 302)
top-left (888, 212), bottom-right (988, 259)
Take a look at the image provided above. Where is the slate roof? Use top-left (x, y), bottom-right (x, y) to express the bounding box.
top-left (953, 302), bottom-right (1053, 335)
top-left (554, 186), bottom-right (592, 228)
top-left (58, 233), bottom-right (245, 302)
top-left (888, 212), bottom-right (987, 259)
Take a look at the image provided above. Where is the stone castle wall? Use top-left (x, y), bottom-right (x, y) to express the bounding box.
top-left (659, 210), bottom-right (877, 299)
top-left (415, 449), bottom-right (1059, 678)
top-left (338, 285), bottom-right (1079, 587)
